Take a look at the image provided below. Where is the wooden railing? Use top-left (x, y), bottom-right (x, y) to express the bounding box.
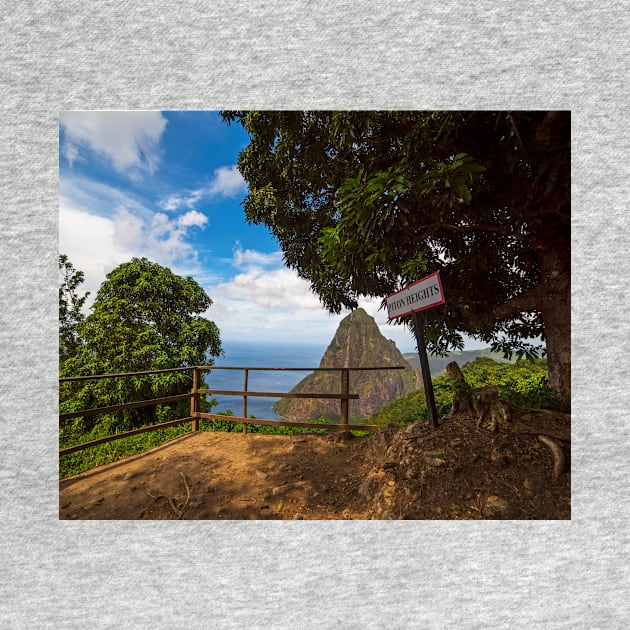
top-left (59, 365), bottom-right (405, 456)
top-left (59, 366), bottom-right (195, 456)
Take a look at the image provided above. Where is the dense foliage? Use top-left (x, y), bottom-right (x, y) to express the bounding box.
top-left (221, 111), bottom-right (570, 409)
top-left (59, 258), bottom-right (223, 463)
top-left (371, 357), bottom-right (561, 427)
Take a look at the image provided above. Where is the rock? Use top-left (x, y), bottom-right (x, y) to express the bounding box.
top-left (358, 468), bottom-right (385, 497)
top-left (423, 456), bottom-right (447, 467)
top-left (255, 470), bottom-right (268, 480)
top-left (366, 423), bottom-right (402, 461)
top-left (271, 480), bottom-right (307, 496)
top-left (483, 495), bottom-right (512, 519)
top-left (274, 309), bottom-right (420, 421)
top-left (294, 513), bottom-right (304, 520)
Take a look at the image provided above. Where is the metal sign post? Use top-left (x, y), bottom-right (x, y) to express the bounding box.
top-left (412, 311), bottom-right (439, 428)
top-left (386, 271), bottom-right (445, 429)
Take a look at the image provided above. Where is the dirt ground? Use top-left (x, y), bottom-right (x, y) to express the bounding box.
top-left (59, 411), bottom-right (571, 520)
top-left (60, 430), bottom-right (376, 520)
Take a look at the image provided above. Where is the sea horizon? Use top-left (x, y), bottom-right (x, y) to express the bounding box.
top-left (205, 339), bottom-right (330, 420)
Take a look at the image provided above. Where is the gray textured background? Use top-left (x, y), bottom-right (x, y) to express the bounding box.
top-left (1, 1), bottom-right (628, 627)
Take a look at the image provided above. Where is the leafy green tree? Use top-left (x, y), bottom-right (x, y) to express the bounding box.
top-left (59, 254), bottom-right (90, 361)
top-left (221, 111), bottom-right (570, 409)
top-left (60, 257), bottom-right (222, 429)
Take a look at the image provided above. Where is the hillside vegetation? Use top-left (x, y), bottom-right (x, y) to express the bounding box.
top-left (372, 357), bottom-right (560, 427)
top-left (403, 347), bottom-right (510, 376)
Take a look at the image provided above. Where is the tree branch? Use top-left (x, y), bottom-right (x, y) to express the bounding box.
top-left (492, 285), bottom-right (545, 321)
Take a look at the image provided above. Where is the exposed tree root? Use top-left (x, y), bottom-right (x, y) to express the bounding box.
top-left (177, 472), bottom-right (192, 519)
top-left (537, 435), bottom-right (566, 479)
top-left (512, 428), bottom-right (570, 443)
top-left (444, 360), bottom-right (570, 482)
top-left (141, 472), bottom-right (192, 519)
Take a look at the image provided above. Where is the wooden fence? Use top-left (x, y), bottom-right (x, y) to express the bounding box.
top-left (59, 365), bottom-right (405, 456)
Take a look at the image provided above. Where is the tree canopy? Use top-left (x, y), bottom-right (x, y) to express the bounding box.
top-left (60, 257), bottom-right (222, 428)
top-left (221, 111), bottom-right (570, 408)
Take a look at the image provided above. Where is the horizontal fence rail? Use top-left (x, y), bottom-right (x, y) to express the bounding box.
top-left (195, 389), bottom-right (359, 400)
top-left (59, 418), bottom-right (196, 457)
top-left (194, 413), bottom-right (380, 433)
top-left (59, 364), bottom-right (406, 456)
top-left (59, 366), bottom-right (194, 383)
top-left (59, 393), bottom-right (192, 422)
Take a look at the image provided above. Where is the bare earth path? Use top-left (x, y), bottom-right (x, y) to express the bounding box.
top-left (60, 431), bottom-right (374, 520)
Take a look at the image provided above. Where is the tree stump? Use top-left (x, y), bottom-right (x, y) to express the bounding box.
top-left (445, 361), bottom-right (510, 431)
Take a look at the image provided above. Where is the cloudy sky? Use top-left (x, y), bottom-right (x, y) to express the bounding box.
top-left (58, 110), bottom-right (432, 352)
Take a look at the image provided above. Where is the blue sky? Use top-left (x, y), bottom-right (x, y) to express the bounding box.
top-left (59, 110), bottom-right (484, 353)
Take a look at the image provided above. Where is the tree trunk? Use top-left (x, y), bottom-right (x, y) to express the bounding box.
top-left (541, 295), bottom-right (571, 411)
top-left (491, 240), bottom-right (570, 410)
top-left (538, 244), bottom-right (571, 411)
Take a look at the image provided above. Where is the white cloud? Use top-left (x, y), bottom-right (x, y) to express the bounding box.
top-left (60, 111), bottom-right (168, 178)
top-left (221, 266), bottom-right (322, 310)
top-left (62, 142), bottom-right (81, 168)
top-left (207, 289), bottom-right (417, 350)
top-left (158, 165), bottom-right (246, 212)
top-left (60, 174), bottom-right (155, 223)
top-left (59, 176), bottom-right (211, 307)
top-left (207, 165), bottom-right (247, 197)
top-left (59, 200), bottom-right (135, 304)
top-left (232, 243), bottom-right (283, 269)
top-left (207, 293), bottom-right (340, 346)
top-left (202, 245), bottom-right (418, 350)
top-left (160, 189), bottom-right (204, 212)
top-left (113, 206), bottom-right (144, 250)
top-left (178, 210), bottom-right (208, 228)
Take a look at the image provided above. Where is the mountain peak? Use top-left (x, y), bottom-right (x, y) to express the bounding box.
top-left (275, 310), bottom-right (420, 422)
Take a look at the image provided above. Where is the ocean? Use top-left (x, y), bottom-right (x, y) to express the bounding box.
top-left (204, 340), bottom-right (328, 420)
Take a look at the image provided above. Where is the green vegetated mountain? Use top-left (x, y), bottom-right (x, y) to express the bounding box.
top-left (403, 348), bottom-right (510, 376)
top-left (274, 308), bottom-right (420, 422)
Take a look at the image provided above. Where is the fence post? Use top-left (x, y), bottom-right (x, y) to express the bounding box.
top-left (340, 368), bottom-right (349, 427)
top-left (191, 366), bottom-right (200, 432)
top-left (242, 368), bottom-right (249, 434)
